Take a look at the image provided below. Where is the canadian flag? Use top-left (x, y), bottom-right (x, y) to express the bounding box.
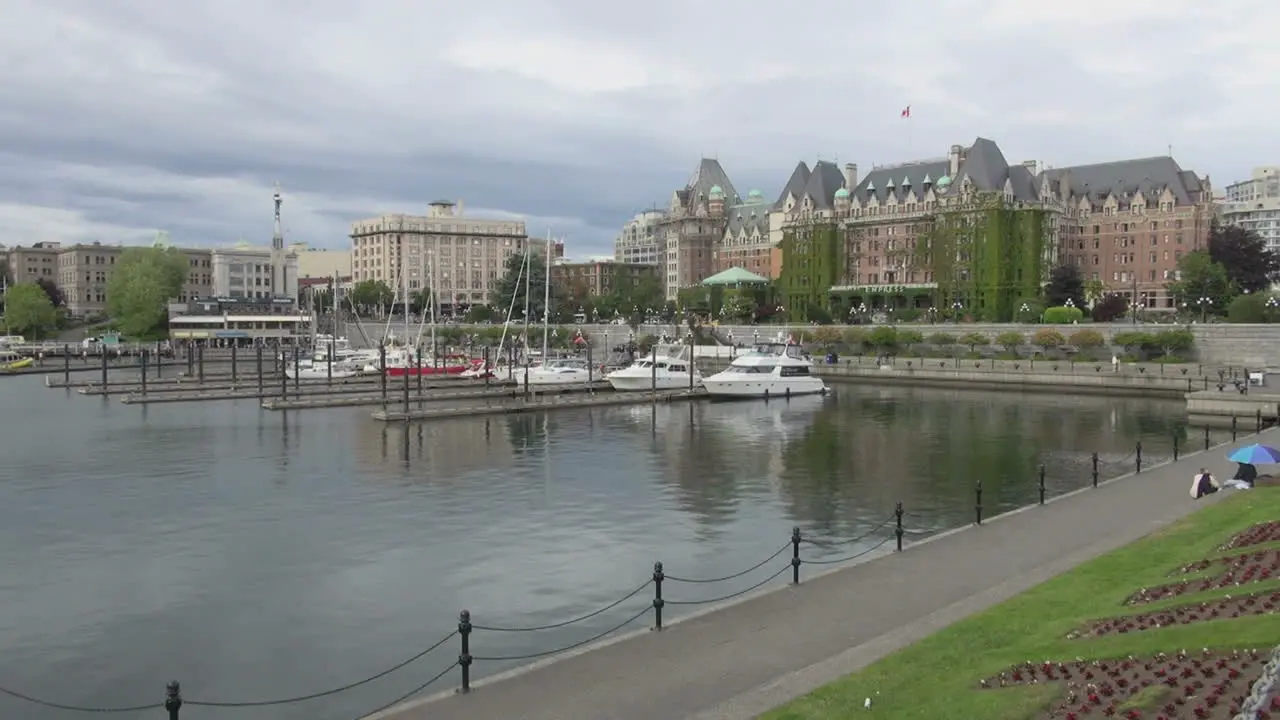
top-left (901, 106), bottom-right (911, 118)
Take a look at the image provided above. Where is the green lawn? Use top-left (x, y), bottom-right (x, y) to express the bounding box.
top-left (762, 490), bottom-right (1280, 720)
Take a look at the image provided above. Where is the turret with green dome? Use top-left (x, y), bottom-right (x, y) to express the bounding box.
top-left (709, 185), bottom-right (725, 198)
top-left (834, 187), bottom-right (850, 199)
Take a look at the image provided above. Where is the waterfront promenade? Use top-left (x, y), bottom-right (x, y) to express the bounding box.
top-left (379, 429), bottom-right (1269, 720)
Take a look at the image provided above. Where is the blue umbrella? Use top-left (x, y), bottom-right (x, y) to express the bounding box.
top-left (1228, 444), bottom-right (1280, 464)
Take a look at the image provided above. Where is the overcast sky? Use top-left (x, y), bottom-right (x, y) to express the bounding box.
top-left (2, 0), bottom-right (1276, 258)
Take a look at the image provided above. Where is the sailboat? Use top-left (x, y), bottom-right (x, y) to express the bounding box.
top-left (517, 232), bottom-right (593, 387)
top-left (384, 257), bottom-right (478, 377)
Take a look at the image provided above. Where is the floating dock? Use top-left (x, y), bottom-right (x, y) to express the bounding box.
top-left (371, 388), bottom-right (708, 422)
top-left (261, 381), bottom-right (612, 411)
top-left (118, 377), bottom-right (506, 405)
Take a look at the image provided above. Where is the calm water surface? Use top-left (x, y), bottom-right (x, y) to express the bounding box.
top-left (0, 375), bottom-right (1207, 719)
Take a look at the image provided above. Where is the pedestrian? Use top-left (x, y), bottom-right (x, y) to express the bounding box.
top-left (1190, 467), bottom-right (1220, 499)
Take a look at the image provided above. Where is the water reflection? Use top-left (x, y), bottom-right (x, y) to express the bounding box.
top-left (0, 376), bottom-right (1208, 720)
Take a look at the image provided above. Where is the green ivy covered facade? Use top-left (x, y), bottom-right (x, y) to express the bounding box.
top-left (778, 221), bottom-right (845, 322)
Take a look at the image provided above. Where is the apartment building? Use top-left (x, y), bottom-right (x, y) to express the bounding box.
top-left (58, 242), bottom-right (213, 317)
top-left (1220, 166), bottom-right (1280, 253)
top-left (7, 242), bottom-right (61, 282)
top-left (614, 210), bottom-right (664, 265)
top-left (350, 200), bottom-right (528, 313)
top-left (552, 258), bottom-right (659, 298)
top-left (211, 244), bottom-right (299, 299)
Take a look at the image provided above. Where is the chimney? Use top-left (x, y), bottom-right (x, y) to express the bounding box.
top-left (949, 145), bottom-right (962, 176)
top-left (455, 199), bottom-right (465, 216)
top-left (843, 163), bottom-right (858, 189)
top-left (1022, 160), bottom-right (1038, 174)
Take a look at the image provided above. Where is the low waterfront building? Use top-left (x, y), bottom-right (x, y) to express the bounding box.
top-left (551, 258), bottom-right (659, 298)
top-left (167, 296), bottom-right (311, 345)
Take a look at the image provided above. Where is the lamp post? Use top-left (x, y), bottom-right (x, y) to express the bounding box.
top-left (926, 306), bottom-right (938, 325)
top-left (752, 329), bottom-right (760, 346)
top-left (1196, 296), bottom-right (1212, 323)
top-left (1266, 295), bottom-right (1280, 323)
top-left (951, 300), bottom-right (963, 325)
top-left (776, 305), bottom-right (786, 324)
top-left (1019, 302), bottom-right (1031, 323)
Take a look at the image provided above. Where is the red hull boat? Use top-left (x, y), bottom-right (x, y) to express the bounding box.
top-left (384, 356), bottom-right (480, 377)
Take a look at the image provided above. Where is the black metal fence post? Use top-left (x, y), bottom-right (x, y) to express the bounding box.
top-left (100, 348), bottom-right (108, 386)
top-left (187, 344), bottom-right (194, 376)
top-left (231, 343), bottom-right (238, 383)
top-left (651, 562), bottom-right (665, 630)
top-left (379, 345), bottom-right (388, 409)
top-left (416, 350), bottom-right (423, 408)
top-left (1135, 442), bottom-right (1143, 473)
top-left (1204, 425), bottom-right (1211, 451)
top-left (790, 527), bottom-right (801, 584)
top-left (402, 361), bottom-right (411, 414)
top-left (63, 345), bottom-right (70, 384)
top-left (140, 351), bottom-right (148, 396)
top-left (974, 481), bottom-right (983, 525)
top-left (483, 346), bottom-right (491, 389)
top-left (197, 345), bottom-right (204, 384)
top-left (1232, 415), bottom-right (1238, 442)
top-left (292, 346), bottom-right (300, 392)
top-left (894, 502), bottom-right (904, 552)
top-left (256, 345), bottom-right (264, 399)
top-left (1173, 433), bottom-right (1179, 461)
top-left (1091, 452), bottom-right (1099, 488)
top-left (1038, 463), bottom-right (1046, 504)
top-left (457, 611), bottom-right (472, 694)
top-left (165, 681), bottom-right (181, 719)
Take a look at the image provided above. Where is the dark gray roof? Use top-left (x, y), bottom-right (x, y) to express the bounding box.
top-left (798, 161), bottom-right (846, 210)
top-left (725, 200), bottom-right (771, 237)
top-left (1038, 156), bottom-right (1199, 206)
top-left (681, 158), bottom-right (739, 205)
top-left (772, 161), bottom-right (811, 210)
top-left (850, 159), bottom-right (949, 204)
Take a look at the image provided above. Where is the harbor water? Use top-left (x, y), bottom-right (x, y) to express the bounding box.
top-left (0, 375), bottom-right (1207, 719)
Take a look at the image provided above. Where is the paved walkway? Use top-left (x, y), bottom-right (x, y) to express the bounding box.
top-left (377, 429), bottom-right (1275, 720)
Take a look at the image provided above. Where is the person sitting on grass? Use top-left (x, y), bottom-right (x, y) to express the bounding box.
top-left (1190, 468), bottom-right (1220, 499)
top-left (1224, 462), bottom-right (1257, 490)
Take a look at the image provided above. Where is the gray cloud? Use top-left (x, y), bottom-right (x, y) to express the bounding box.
top-left (1, 0), bottom-right (1277, 256)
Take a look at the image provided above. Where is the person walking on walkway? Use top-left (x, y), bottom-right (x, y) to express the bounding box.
top-left (1191, 467), bottom-right (1220, 499)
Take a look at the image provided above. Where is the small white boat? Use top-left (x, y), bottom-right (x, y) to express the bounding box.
top-left (285, 360), bottom-right (361, 380)
top-left (701, 336), bottom-right (826, 399)
top-left (516, 358), bottom-right (595, 386)
top-left (607, 348), bottom-right (700, 391)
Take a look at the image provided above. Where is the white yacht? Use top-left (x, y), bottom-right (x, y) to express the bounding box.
top-left (516, 358), bottom-right (595, 386)
top-left (607, 348), bottom-right (701, 391)
top-left (285, 359), bottom-right (362, 380)
top-left (701, 339), bottom-right (826, 399)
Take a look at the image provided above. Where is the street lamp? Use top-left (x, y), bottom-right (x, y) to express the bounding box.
top-left (1019, 302), bottom-right (1031, 323)
top-left (951, 300), bottom-right (963, 324)
top-left (926, 306), bottom-right (938, 325)
top-left (1266, 296), bottom-right (1280, 323)
top-left (752, 329), bottom-right (760, 345)
top-left (776, 305), bottom-right (786, 323)
top-left (1196, 296), bottom-right (1212, 323)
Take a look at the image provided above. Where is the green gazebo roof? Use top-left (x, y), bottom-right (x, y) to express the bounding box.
top-left (701, 267), bottom-right (769, 286)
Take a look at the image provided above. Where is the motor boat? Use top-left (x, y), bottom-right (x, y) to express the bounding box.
top-left (701, 337), bottom-right (826, 398)
top-left (284, 359), bottom-right (362, 380)
top-left (459, 363), bottom-right (496, 379)
top-left (516, 357), bottom-right (595, 386)
top-left (607, 348), bottom-right (700, 391)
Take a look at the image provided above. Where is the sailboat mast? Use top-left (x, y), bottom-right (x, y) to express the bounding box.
top-left (541, 229), bottom-right (551, 361)
top-left (521, 237), bottom-right (532, 360)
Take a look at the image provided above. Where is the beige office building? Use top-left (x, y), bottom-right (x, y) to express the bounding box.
top-left (7, 242), bottom-right (61, 282)
top-left (58, 242), bottom-right (214, 317)
top-left (350, 200), bottom-right (528, 312)
top-left (289, 243), bottom-right (352, 281)
top-left (211, 244), bottom-right (299, 299)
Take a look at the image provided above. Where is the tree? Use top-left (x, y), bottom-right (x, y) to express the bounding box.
top-left (1042, 306), bottom-right (1084, 324)
top-left (1032, 328), bottom-right (1066, 354)
top-left (897, 329), bottom-right (924, 353)
top-left (1208, 222), bottom-right (1279, 294)
top-left (995, 331), bottom-right (1024, 355)
top-left (106, 247), bottom-right (189, 338)
top-left (1045, 264), bottom-right (1086, 310)
top-left (4, 282), bottom-right (57, 338)
top-left (1166, 250), bottom-right (1233, 316)
top-left (1153, 328), bottom-right (1194, 358)
top-left (489, 252), bottom-right (563, 322)
top-left (1068, 329), bottom-right (1105, 349)
top-left (957, 332), bottom-right (989, 352)
top-left (349, 280), bottom-right (394, 314)
top-left (1227, 293), bottom-right (1269, 323)
top-left (1091, 294), bottom-right (1129, 322)
top-left (1082, 278), bottom-right (1106, 306)
top-left (35, 277), bottom-right (63, 307)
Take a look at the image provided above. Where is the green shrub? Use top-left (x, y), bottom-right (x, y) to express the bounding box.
top-left (995, 331), bottom-right (1024, 353)
top-left (1068, 329), bottom-right (1105, 348)
top-left (957, 332), bottom-right (989, 352)
top-left (1042, 305), bottom-right (1084, 324)
top-left (867, 326), bottom-right (899, 351)
top-left (1032, 328), bottom-right (1067, 351)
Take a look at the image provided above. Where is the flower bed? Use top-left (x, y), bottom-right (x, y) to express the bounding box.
top-left (1127, 557), bottom-right (1278, 605)
top-left (1177, 548), bottom-right (1280, 575)
top-left (979, 650), bottom-right (1274, 718)
top-left (1067, 590), bottom-right (1280, 638)
top-left (1221, 521), bottom-right (1280, 551)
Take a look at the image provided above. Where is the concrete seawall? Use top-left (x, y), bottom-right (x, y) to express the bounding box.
top-left (702, 357), bottom-right (1211, 398)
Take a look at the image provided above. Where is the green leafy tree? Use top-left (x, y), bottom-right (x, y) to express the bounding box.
top-left (995, 331), bottom-right (1024, 354)
top-left (1044, 264), bottom-right (1086, 309)
top-left (1227, 293), bottom-right (1269, 323)
top-left (489, 252), bottom-right (563, 322)
top-left (349, 280), bottom-right (394, 313)
top-left (464, 304), bottom-right (494, 323)
top-left (106, 247), bottom-right (189, 338)
top-left (842, 327), bottom-right (868, 353)
top-left (927, 332), bottom-right (957, 350)
top-left (1090, 294), bottom-right (1128, 322)
top-left (867, 326), bottom-right (899, 353)
top-left (896, 328), bottom-right (924, 353)
top-left (1068, 329), bottom-right (1105, 349)
top-left (1208, 221), bottom-right (1279, 294)
top-left (1032, 328), bottom-right (1066, 353)
top-left (1112, 331), bottom-right (1154, 357)
top-left (1042, 305), bottom-right (1084, 324)
top-left (957, 332), bottom-right (989, 352)
top-left (1153, 328), bottom-right (1194, 358)
top-left (1082, 278), bottom-right (1106, 306)
top-left (1014, 298), bottom-right (1043, 323)
top-left (3, 282), bottom-right (57, 338)
top-left (1165, 250), bottom-right (1233, 315)
top-left (36, 277), bottom-right (63, 307)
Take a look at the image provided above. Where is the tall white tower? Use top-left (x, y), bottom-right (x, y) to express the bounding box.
top-left (270, 183), bottom-right (285, 298)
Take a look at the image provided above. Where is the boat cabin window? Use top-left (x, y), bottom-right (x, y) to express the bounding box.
top-left (669, 363), bottom-right (687, 373)
top-left (779, 366), bottom-right (810, 377)
top-left (734, 365), bottom-right (775, 373)
top-left (750, 343), bottom-right (804, 359)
